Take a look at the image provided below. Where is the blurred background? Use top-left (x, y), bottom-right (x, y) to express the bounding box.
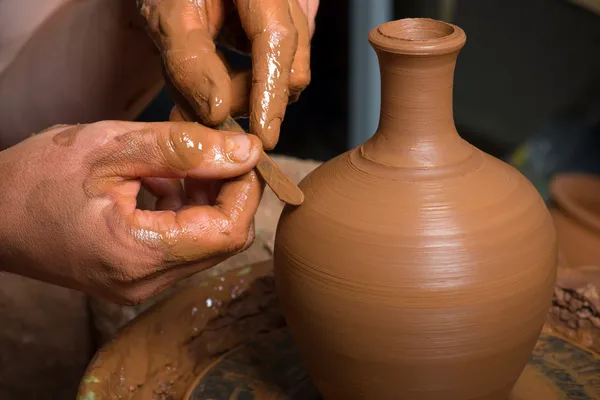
top-left (140, 0), bottom-right (600, 200)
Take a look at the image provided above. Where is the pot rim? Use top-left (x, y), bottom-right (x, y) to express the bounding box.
top-left (550, 173), bottom-right (600, 234)
top-left (368, 18), bottom-right (466, 55)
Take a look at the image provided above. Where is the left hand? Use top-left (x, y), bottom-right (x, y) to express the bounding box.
top-left (0, 121), bottom-right (263, 304)
top-left (138, 0), bottom-right (319, 150)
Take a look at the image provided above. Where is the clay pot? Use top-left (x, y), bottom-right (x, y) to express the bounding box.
top-left (550, 173), bottom-right (600, 268)
top-left (274, 18), bottom-right (557, 400)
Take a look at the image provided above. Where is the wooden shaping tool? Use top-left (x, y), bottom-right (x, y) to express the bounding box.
top-left (171, 104), bottom-right (305, 206)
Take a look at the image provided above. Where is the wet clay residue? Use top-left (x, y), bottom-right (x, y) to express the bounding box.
top-left (274, 18), bottom-right (557, 400)
top-left (167, 94), bottom-right (305, 206)
top-left (78, 260), bottom-right (281, 400)
top-left (79, 262), bottom-right (600, 400)
top-left (79, 120), bottom-right (263, 265)
top-left (138, 0), bottom-right (312, 150)
top-left (51, 125), bottom-right (83, 147)
top-left (187, 328), bottom-right (319, 400)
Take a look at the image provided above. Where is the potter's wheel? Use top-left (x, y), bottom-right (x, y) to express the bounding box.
top-left (185, 328), bottom-right (319, 399)
top-left (186, 327), bottom-right (600, 400)
top-left (79, 261), bottom-right (600, 400)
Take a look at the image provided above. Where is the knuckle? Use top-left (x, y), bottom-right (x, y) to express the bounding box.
top-left (266, 22), bottom-right (298, 46)
top-left (90, 120), bottom-right (116, 132)
top-left (87, 121), bottom-right (129, 144)
top-left (223, 226), bottom-right (252, 254)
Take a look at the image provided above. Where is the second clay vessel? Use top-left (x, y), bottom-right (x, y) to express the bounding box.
top-left (550, 173), bottom-right (600, 268)
top-left (274, 18), bottom-right (557, 399)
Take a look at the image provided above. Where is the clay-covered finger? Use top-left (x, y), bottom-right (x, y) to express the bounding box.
top-left (142, 220), bottom-right (256, 295)
top-left (145, 0), bottom-right (231, 125)
top-left (229, 69), bottom-right (302, 117)
top-left (165, 37), bottom-right (232, 125)
top-left (126, 170), bottom-right (262, 264)
top-left (288, 0), bottom-right (312, 96)
top-left (214, 52), bottom-right (294, 119)
top-left (236, 0), bottom-right (299, 149)
top-left (229, 70), bottom-right (253, 118)
top-left (93, 121), bottom-right (262, 180)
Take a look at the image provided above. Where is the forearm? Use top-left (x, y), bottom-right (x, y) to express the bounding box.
top-left (0, 0), bottom-right (163, 149)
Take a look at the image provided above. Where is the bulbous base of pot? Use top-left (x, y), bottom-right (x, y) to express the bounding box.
top-left (273, 144), bottom-right (557, 399)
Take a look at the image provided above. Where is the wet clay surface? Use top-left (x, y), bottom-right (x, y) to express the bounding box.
top-left (138, 0), bottom-right (313, 149)
top-left (274, 18), bottom-right (557, 399)
top-left (80, 262), bottom-right (599, 400)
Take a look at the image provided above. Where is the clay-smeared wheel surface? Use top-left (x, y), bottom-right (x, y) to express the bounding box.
top-left (185, 328), bottom-right (600, 400)
top-left (274, 18), bottom-right (557, 399)
top-left (186, 329), bottom-right (320, 400)
top-left (79, 263), bottom-right (597, 400)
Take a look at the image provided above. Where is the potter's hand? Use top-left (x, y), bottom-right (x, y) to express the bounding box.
top-left (0, 122), bottom-right (263, 304)
top-left (138, 0), bottom-right (319, 150)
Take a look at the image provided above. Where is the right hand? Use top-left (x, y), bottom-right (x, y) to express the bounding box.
top-left (0, 121), bottom-right (263, 304)
top-left (138, 0), bottom-right (319, 149)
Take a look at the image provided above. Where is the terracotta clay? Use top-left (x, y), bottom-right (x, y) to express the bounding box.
top-left (546, 264), bottom-right (600, 354)
top-left (78, 261), bottom-right (283, 400)
top-left (138, 0), bottom-right (312, 149)
top-left (79, 262), bottom-right (600, 400)
top-left (274, 18), bottom-right (558, 399)
top-left (170, 102), bottom-right (305, 205)
top-left (549, 173), bottom-right (600, 268)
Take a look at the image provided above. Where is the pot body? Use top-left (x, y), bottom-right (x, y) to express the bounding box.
top-left (274, 146), bottom-right (557, 399)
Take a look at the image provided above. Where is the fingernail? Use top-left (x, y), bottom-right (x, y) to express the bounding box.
top-left (225, 135), bottom-right (252, 163)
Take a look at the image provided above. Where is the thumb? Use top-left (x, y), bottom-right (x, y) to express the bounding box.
top-left (93, 121), bottom-right (262, 180)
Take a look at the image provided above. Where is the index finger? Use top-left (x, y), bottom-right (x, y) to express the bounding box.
top-left (141, 0), bottom-right (232, 125)
top-left (237, 0), bottom-right (299, 150)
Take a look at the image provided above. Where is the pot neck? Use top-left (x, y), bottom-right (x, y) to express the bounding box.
top-left (361, 19), bottom-right (472, 168)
